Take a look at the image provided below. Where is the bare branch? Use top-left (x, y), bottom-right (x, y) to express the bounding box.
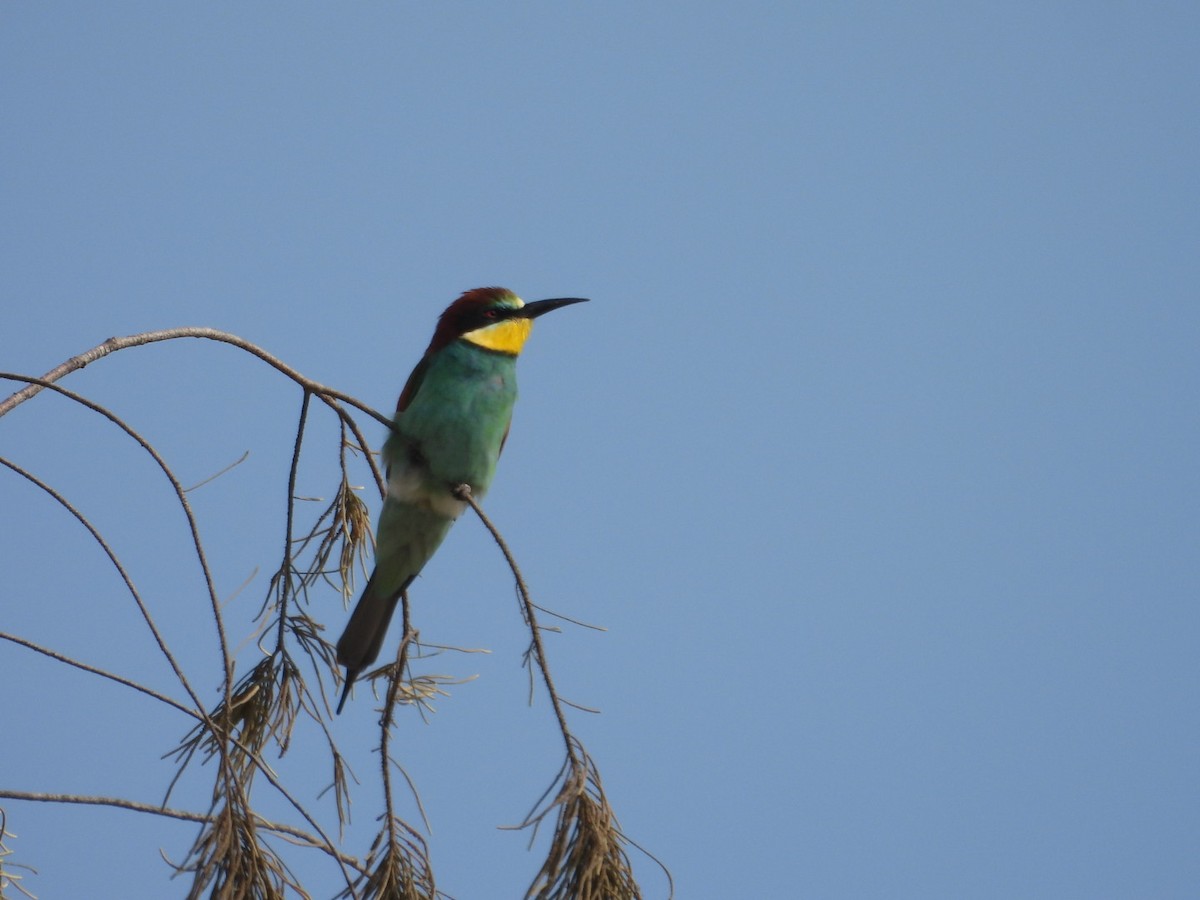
top-left (0, 330), bottom-right (389, 430)
top-left (0, 453), bottom-right (208, 715)
top-left (184, 451), bottom-right (251, 492)
top-left (453, 484), bottom-right (577, 763)
top-left (0, 791), bottom-right (365, 873)
top-left (0, 629), bottom-right (199, 720)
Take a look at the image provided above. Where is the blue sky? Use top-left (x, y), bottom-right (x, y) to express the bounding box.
top-left (2, 3), bottom-right (1198, 898)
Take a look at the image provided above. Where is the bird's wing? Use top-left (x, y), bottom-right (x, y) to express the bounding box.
top-left (383, 355), bottom-right (434, 482)
top-left (395, 354), bottom-right (431, 413)
top-left (498, 419), bottom-right (512, 457)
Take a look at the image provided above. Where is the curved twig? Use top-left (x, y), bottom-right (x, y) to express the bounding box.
top-left (453, 485), bottom-right (577, 765)
top-left (0, 330), bottom-right (388, 429)
top-left (0, 453), bottom-right (208, 716)
top-left (0, 790), bottom-right (367, 873)
top-left (0, 629), bottom-right (198, 719)
top-left (275, 390), bottom-right (312, 651)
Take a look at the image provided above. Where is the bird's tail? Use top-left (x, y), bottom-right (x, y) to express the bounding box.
top-left (335, 572), bottom-right (413, 714)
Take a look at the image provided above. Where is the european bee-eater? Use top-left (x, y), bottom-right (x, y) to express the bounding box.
top-left (335, 287), bottom-right (588, 713)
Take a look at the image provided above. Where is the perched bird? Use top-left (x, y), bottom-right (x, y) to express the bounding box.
top-left (335, 287), bottom-right (588, 713)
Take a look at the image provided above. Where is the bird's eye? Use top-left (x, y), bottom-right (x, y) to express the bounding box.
top-left (483, 309), bottom-right (499, 319)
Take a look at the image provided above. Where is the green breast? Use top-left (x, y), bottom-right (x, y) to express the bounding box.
top-left (386, 340), bottom-right (518, 494)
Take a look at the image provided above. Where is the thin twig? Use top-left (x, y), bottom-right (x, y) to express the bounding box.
top-left (275, 390), bottom-right (312, 651)
top-left (0, 630), bottom-right (199, 720)
top-left (183, 451), bottom-right (251, 492)
top-left (380, 596), bottom-right (416, 815)
top-left (0, 376), bottom-right (234, 704)
top-left (0, 790), bottom-right (367, 873)
top-left (0, 454), bottom-right (207, 716)
top-left (0, 332), bottom-right (389, 429)
top-left (453, 485), bottom-right (578, 765)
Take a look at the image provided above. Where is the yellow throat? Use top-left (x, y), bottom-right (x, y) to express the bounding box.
top-left (461, 300), bottom-right (534, 355)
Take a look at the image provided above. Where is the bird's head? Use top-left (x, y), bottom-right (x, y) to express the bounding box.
top-left (429, 287), bottom-right (589, 356)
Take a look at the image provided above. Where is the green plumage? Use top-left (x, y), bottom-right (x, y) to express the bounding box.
top-left (388, 340), bottom-right (518, 497)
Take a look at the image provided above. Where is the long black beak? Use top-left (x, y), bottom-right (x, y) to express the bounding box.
top-left (517, 297), bottom-right (590, 319)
